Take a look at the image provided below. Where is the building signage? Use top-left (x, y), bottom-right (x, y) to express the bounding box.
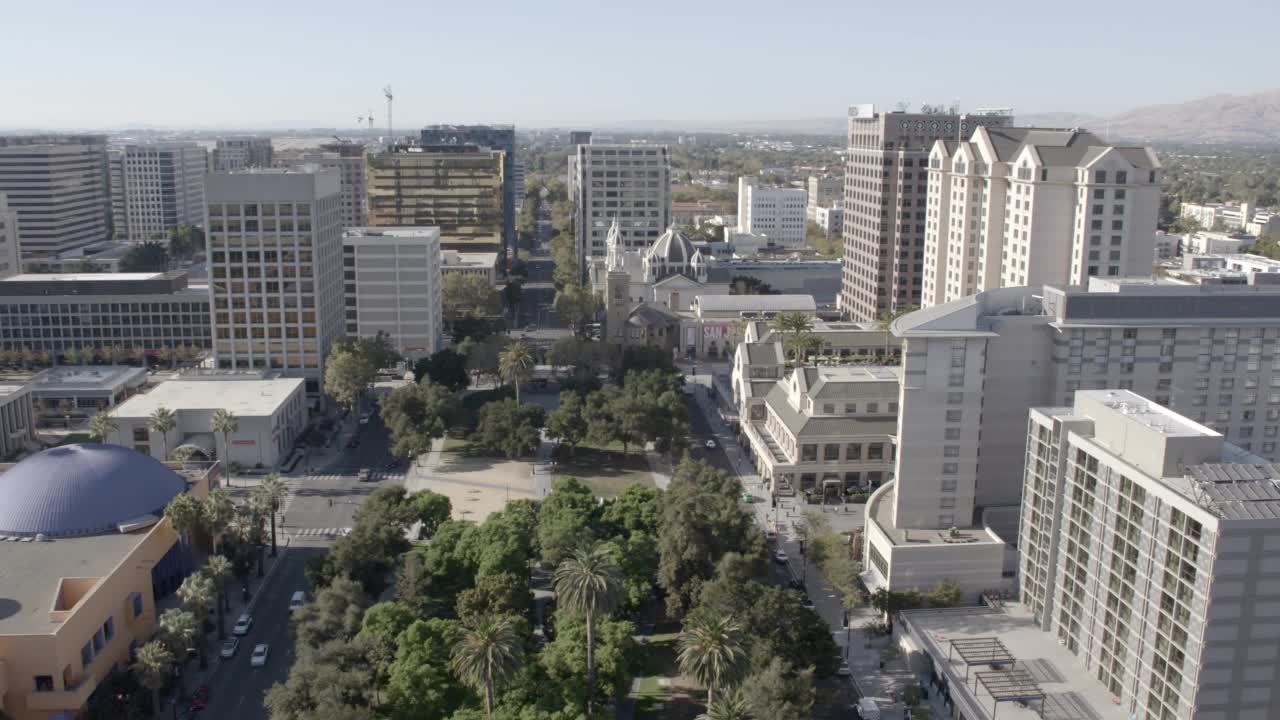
top-left (232, 439), bottom-right (256, 446)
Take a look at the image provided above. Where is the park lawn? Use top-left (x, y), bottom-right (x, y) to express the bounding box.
top-left (631, 632), bottom-right (702, 720)
top-left (440, 435), bottom-right (472, 453)
top-left (555, 445), bottom-right (654, 498)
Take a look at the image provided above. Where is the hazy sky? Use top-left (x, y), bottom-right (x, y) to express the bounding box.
top-left (3, 0), bottom-right (1276, 130)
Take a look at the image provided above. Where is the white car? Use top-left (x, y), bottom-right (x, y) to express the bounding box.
top-left (764, 528), bottom-right (777, 542)
top-left (704, 439), bottom-right (716, 449)
top-left (233, 613), bottom-right (253, 636)
top-left (220, 637), bottom-right (239, 658)
top-left (773, 549), bottom-right (789, 564)
top-left (250, 643), bottom-right (269, 667)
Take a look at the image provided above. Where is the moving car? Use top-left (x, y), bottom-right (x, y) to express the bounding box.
top-left (764, 528), bottom-right (777, 542)
top-left (233, 613), bottom-right (253, 636)
top-left (704, 439), bottom-right (716, 449)
top-left (289, 591), bottom-right (306, 612)
top-left (220, 638), bottom-right (239, 658)
top-left (250, 643), bottom-right (269, 667)
top-left (357, 468), bottom-right (371, 482)
top-left (773, 549), bottom-right (789, 564)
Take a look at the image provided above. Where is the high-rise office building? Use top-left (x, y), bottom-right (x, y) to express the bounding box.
top-left (839, 105), bottom-right (1011, 321)
top-left (302, 141), bottom-right (367, 228)
top-left (0, 195), bottom-right (19, 279)
top-left (108, 143), bottom-right (207, 241)
top-left (0, 135), bottom-right (110, 256)
top-left (204, 167), bottom-right (344, 400)
top-left (342, 227), bottom-right (442, 359)
top-left (922, 127), bottom-right (1161, 307)
top-left (1021, 390), bottom-right (1280, 720)
top-left (566, 130), bottom-right (593, 198)
top-left (366, 145), bottom-right (505, 253)
top-left (806, 174), bottom-right (842, 220)
top-left (573, 144), bottom-right (671, 278)
top-left (211, 136), bottom-right (274, 171)
top-left (736, 176), bottom-right (807, 247)
top-left (864, 278), bottom-right (1280, 597)
top-left (512, 159), bottom-right (526, 213)
top-left (420, 125), bottom-right (515, 260)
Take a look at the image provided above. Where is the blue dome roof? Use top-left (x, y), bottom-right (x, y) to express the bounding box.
top-left (0, 444), bottom-right (187, 537)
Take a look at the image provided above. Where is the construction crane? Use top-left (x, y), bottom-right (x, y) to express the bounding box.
top-left (356, 114), bottom-right (365, 128)
top-left (383, 85), bottom-right (394, 141)
top-left (367, 110), bottom-right (375, 130)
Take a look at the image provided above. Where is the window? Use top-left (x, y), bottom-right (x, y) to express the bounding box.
top-left (947, 392), bottom-right (964, 404)
top-left (104, 616), bottom-right (114, 641)
top-left (82, 642), bottom-right (93, 668)
top-left (945, 427), bottom-right (962, 440)
top-left (845, 443), bottom-right (862, 460)
top-left (867, 402), bottom-right (879, 413)
top-left (940, 496), bottom-right (957, 509)
top-left (944, 445), bottom-right (960, 457)
top-left (822, 403), bottom-right (835, 415)
top-left (801, 444), bottom-right (818, 462)
top-left (942, 463), bottom-right (959, 475)
top-left (132, 592), bottom-right (144, 617)
top-left (844, 403), bottom-right (857, 414)
top-left (824, 444), bottom-right (840, 461)
top-left (93, 628), bottom-right (104, 652)
top-left (132, 427), bottom-right (148, 442)
top-left (868, 444), bottom-right (884, 460)
top-left (946, 410), bottom-right (962, 423)
top-left (1095, 170), bottom-right (1107, 183)
top-left (34, 676), bottom-right (54, 692)
top-left (1116, 171), bottom-right (1127, 184)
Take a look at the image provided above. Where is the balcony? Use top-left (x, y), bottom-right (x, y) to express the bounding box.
top-left (27, 671), bottom-right (95, 712)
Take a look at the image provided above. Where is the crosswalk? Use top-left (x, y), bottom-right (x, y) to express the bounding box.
top-left (288, 527), bottom-right (352, 538)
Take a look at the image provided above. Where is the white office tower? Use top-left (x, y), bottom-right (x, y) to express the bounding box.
top-left (1021, 390), bottom-right (1280, 720)
top-left (108, 143), bottom-right (207, 241)
top-left (204, 167), bottom-right (344, 401)
top-left (342, 227), bottom-right (442, 359)
top-left (864, 278), bottom-right (1280, 598)
top-left (0, 195), bottom-right (19, 278)
top-left (922, 127), bottom-right (1161, 308)
top-left (736, 176), bottom-right (807, 248)
top-left (302, 141), bottom-right (367, 228)
top-left (573, 144), bottom-right (671, 278)
top-left (0, 135), bottom-right (110, 256)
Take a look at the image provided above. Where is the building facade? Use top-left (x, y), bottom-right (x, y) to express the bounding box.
top-left (211, 136), bottom-right (273, 172)
top-left (839, 106), bottom-right (1012, 321)
top-left (441, 250), bottom-right (498, 285)
top-left (0, 194), bottom-right (20, 279)
top-left (302, 141), bottom-right (367, 228)
top-left (108, 143), bottom-right (207, 241)
top-left (205, 167), bottom-right (344, 399)
top-left (736, 176), bottom-right (806, 247)
top-left (342, 227), bottom-right (442, 358)
top-left (0, 135), bottom-right (111, 256)
top-left (814, 205), bottom-right (842, 238)
top-left (366, 146), bottom-right (505, 253)
top-left (573, 144), bottom-right (671, 278)
top-left (1021, 390), bottom-right (1280, 720)
top-left (420, 125), bottom-right (516, 261)
top-left (806, 174), bottom-right (843, 220)
top-left (922, 127), bottom-right (1161, 308)
top-left (0, 272), bottom-right (211, 357)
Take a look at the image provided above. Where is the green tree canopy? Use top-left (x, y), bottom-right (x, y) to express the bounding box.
top-left (381, 381), bottom-right (458, 459)
top-left (473, 399), bottom-right (545, 459)
top-left (414, 348), bottom-right (471, 392)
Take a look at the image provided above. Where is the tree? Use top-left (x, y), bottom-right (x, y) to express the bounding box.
top-left (740, 657), bottom-right (814, 719)
top-left (147, 406), bottom-right (177, 459)
top-left (500, 280), bottom-right (523, 324)
top-left (211, 408), bottom-right (239, 483)
top-left (554, 545), bottom-right (623, 717)
top-left (177, 573), bottom-right (214, 668)
top-left (414, 348), bottom-right (471, 392)
top-left (868, 588), bottom-right (922, 632)
top-left (293, 576), bottom-right (370, 651)
top-left (325, 344), bottom-right (377, 411)
top-left (444, 274), bottom-right (502, 332)
top-left (164, 492), bottom-right (205, 545)
top-left (875, 306), bottom-right (914, 360)
top-left (926, 578), bottom-right (962, 608)
top-left (120, 241), bottom-right (168, 272)
top-left (157, 607), bottom-right (197, 687)
top-left (698, 688), bottom-right (754, 720)
top-left (497, 341), bottom-right (535, 404)
top-left (473, 399), bottom-right (544, 459)
top-left (381, 381), bottom-right (458, 459)
top-left (678, 615), bottom-right (747, 708)
top-left (1250, 232), bottom-right (1280, 261)
top-left (537, 477), bottom-right (597, 567)
top-left (450, 615), bottom-right (525, 719)
top-left (728, 275), bottom-right (777, 295)
top-left (88, 410), bottom-right (117, 443)
top-left (769, 312), bottom-right (812, 363)
top-left (202, 489), bottom-right (235, 554)
top-left (203, 554), bottom-right (233, 638)
top-left (540, 610), bottom-right (638, 712)
top-left (167, 224), bottom-right (205, 261)
top-left (409, 490), bottom-right (453, 540)
top-left (253, 473), bottom-right (288, 557)
top-left (345, 331), bottom-right (402, 372)
top-left (545, 392), bottom-right (589, 454)
top-left (462, 335), bottom-right (507, 385)
top-left (134, 640), bottom-right (174, 717)
top-left (554, 283), bottom-right (602, 339)
top-left (456, 572), bottom-right (532, 624)
top-left (385, 618), bottom-right (468, 720)
top-left (355, 601), bottom-right (416, 700)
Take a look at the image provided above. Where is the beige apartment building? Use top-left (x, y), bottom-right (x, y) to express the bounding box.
top-left (0, 135), bottom-right (111, 257)
top-left (303, 141), bottom-right (367, 228)
top-left (839, 105), bottom-right (1012, 322)
top-left (205, 167), bottom-right (345, 401)
top-left (922, 127), bottom-right (1161, 307)
top-left (342, 226), bottom-right (443, 359)
top-left (573, 144), bottom-right (671, 278)
top-left (806, 173), bottom-right (842, 220)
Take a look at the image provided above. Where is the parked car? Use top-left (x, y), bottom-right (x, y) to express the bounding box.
top-left (357, 468), bottom-right (371, 482)
top-left (773, 549), bottom-right (789, 564)
top-left (250, 643), bottom-right (269, 667)
top-left (704, 439), bottom-right (717, 449)
top-left (289, 591), bottom-right (306, 613)
top-left (233, 613), bottom-right (253, 636)
top-left (220, 638), bottom-right (239, 658)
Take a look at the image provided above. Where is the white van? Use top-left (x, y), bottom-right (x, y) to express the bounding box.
top-left (289, 591), bottom-right (306, 612)
top-left (856, 698), bottom-right (881, 720)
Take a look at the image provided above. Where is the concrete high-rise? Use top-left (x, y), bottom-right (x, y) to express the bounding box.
top-left (922, 127), bottom-right (1161, 307)
top-left (0, 195), bottom-right (19, 279)
top-left (212, 136), bottom-right (273, 172)
top-left (0, 135), bottom-right (110, 256)
top-left (566, 130), bottom-right (593, 198)
top-left (420, 125), bottom-right (515, 260)
top-left (806, 174), bottom-right (842, 220)
top-left (108, 143), bottom-right (207, 241)
top-left (366, 145), bottom-right (505, 253)
top-left (839, 105), bottom-right (1012, 321)
top-left (736, 177), bottom-right (807, 247)
top-left (573, 144), bottom-right (671, 278)
top-left (302, 141), bottom-right (367, 228)
top-left (342, 227), bottom-right (442, 359)
top-left (204, 167), bottom-right (344, 401)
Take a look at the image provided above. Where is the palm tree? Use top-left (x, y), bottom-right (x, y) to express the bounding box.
top-left (554, 545), bottom-right (622, 716)
top-left (157, 607), bottom-right (197, 687)
top-left (203, 555), bottom-right (233, 638)
top-left (164, 493), bottom-right (205, 547)
top-left (498, 341), bottom-right (535, 404)
top-left (87, 410), bottom-right (118, 443)
top-left (769, 312), bottom-right (813, 364)
top-left (252, 474), bottom-right (288, 557)
top-left (135, 640), bottom-right (174, 717)
top-left (147, 406), bottom-right (177, 460)
top-left (176, 574), bottom-right (214, 669)
top-left (451, 615), bottom-right (525, 719)
top-left (244, 499), bottom-right (269, 578)
top-left (876, 306), bottom-right (916, 362)
top-left (227, 512), bottom-right (256, 593)
top-left (697, 688), bottom-right (753, 720)
top-left (677, 615), bottom-right (747, 708)
top-left (211, 409), bottom-right (239, 485)
top-left (202, 489), bottom-right (235, 552)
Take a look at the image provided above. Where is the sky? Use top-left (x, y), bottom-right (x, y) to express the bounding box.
top-left (2, 0), bottom-right (1277, 131)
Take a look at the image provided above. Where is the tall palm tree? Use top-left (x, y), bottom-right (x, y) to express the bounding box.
top-left (769, 312), bottom-right (813, 364)
top-left (87, 410), bottom-right (118, 443)
top-left (176, 574), bottom-right (214, 669)
top-left (677, 615), bottom-right (747, 708)
top-left (697, 688), bottom-right (753, 720)
top-left (252, 474), bottom-right (288, 557)
top-left (147, 406), bottom-right (177, 460)
top-left (554, 545), bottom-right (622, 716)
top-left (202, 489), bottom-right (235, 552)
top-left (498, 341), bottom-right (535, 404)
top-left (157, 607), bottom-right (197, 688)
top-left (211, 409), bottom-right (239, 485)
top-left (135, 640), bottom-right (174, 717)
top-left (164, 493), bottom-right (205, 547)
top-left (876, 306), bottom-right (916, 362)
top-left (451, 615), bottom-right (525, 719)
top-left (203, 555), bottom-right (233, 638)
top-left (227, 512), bottom-right (256, 592)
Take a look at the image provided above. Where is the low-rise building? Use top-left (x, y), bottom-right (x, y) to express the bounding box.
top-left (0, 379), bottom-right (36, 461)
top-left (813, 205), bottom-right (842, 238)
top-left (685, 294), bottom-right (816, 360)
top-left (1184, 230), bottom-right (1251, 255)
top-left (806, 174), bottom-right (842, 220)
top-left (27, 366), bottom-right (148, 412)
top-left (1166, 253), bottom-right (1280, 285)
top-left (441, 250), bottom-right (499, 285)
top-left (1153, 229), bottom-right (1182, 260)
top-left (22, 241), bottom-right (133, 274)
top-left (342, 227), bottom-right (443, 359)
top-left (736, 176), bottom-right (807, 248)
top-left (107, 370), bottom-right (306, 468)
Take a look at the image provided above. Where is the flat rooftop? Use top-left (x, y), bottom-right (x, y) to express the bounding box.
top-left (1080, 389), bottom-right (1215, 438)
top-left (4, 272), bottom-right (163, 283)
top-left (901, 605), bottom-right (1126, 720)
top-left (869, 485), bottom-right (1002, 546)
top-left (0, 530), bottom-right (150, 635)
top-left (113, 375), bottom-right (304, 418)
top-left (28, 366), bottom-right (148, 392)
